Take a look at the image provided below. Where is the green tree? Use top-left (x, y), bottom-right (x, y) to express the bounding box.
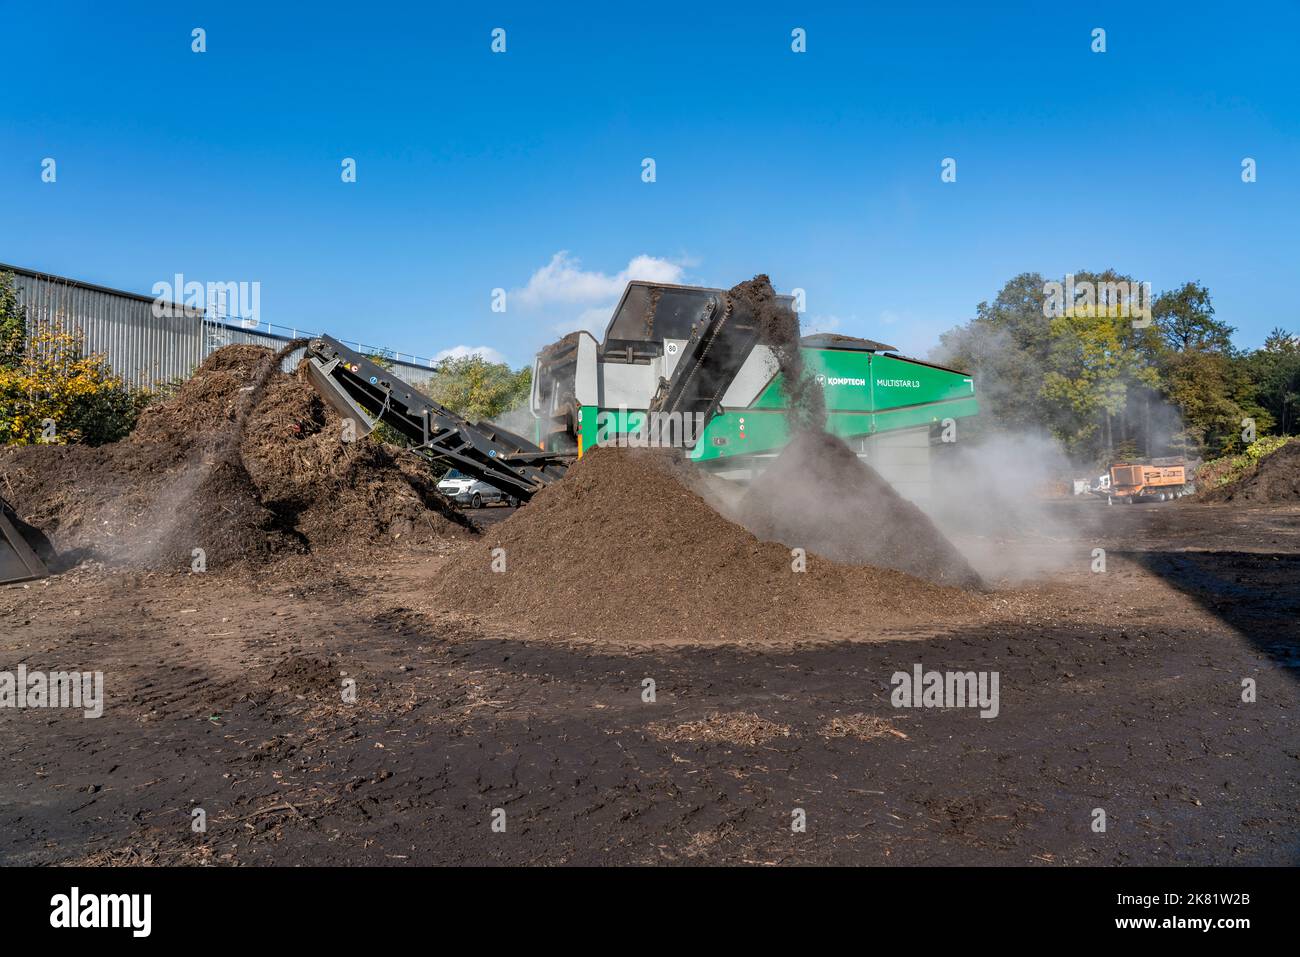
top-left (1160, 349), bottom-right (1266, 457)
top-left (1241, 328), bottom-right (1300, 436)
top-left (1039, 301), bottom-right (1161, 459)
top-left (935, 270), bottom-right (1163, 462)
top-left (1154, 281), bottom-right (1233, 352)
top-left (1151, 282), bottom-right (1256, 456)
top-left (0, 270), bottom-right (26, 368)
top-left (934, 272), bottom-right (1053, 437)
top-left (426, 355), bottom-right (532, 422)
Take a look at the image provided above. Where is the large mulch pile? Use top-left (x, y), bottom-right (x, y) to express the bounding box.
top-left (241, 362), bottom-right (471, 547)
top-left (1199, 441), bottom-right (1300, 505)
top-left (435, 446), bottom-right (982, 644)
top-left (0, 345), bottom-right (469, 572)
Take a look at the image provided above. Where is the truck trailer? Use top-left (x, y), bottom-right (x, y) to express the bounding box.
top-left (1103, 461), bottom-right (1193, 504)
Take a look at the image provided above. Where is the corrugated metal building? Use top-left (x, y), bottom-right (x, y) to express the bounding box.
top-left (2, 263), bottom-right (439, 392)
top-left (6, 264), bottom-right (206, 387)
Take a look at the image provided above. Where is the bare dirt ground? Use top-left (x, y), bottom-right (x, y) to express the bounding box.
top-left (1, 500), bottom-right (1296, 866)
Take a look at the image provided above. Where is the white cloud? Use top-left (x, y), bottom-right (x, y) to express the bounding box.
top-left (515, 251), bottom-right (686, 310)
top-left (434, 344), bottom-right (508, 364)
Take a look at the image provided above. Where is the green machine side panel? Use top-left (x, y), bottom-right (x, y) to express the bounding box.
top-left (687, 398), bottom-right (977, 463)
top-left (753, 349), bottom-right (973, 411)
top-left (870, 353), bottom-right (974, 409)
top-left (573, 346), bottom-right (977, 465)
top-left (577, 404), bottom-right (603, 453)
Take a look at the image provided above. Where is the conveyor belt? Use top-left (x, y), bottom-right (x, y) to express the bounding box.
top-left (646, 291), bottom-right (761, 438)
top-left (304, 336), bottom-right (571, 501)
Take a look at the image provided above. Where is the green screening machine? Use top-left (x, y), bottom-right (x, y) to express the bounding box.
top-left (530, 281), bottom-right (977, 503)
top-left (303, 280), bottom-right (977, 507)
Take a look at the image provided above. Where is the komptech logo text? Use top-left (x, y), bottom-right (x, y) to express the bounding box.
top-left (49, 888), bottom-right (151, 937)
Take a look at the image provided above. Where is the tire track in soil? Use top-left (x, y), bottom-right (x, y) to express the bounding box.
top-left (4, 605), bottom-right (1294, 865)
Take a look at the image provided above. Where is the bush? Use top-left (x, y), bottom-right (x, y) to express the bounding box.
top-left (0, 325), bottom-right (148, 446)
top-left (1197, 435), bottom-right (1295, 490)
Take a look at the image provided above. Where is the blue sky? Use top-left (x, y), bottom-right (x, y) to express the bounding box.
top-left (2, 1), bottom-right (1297, 367)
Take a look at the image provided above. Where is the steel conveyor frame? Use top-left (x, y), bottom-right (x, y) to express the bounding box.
top-left (304, 336), bottom-right (571, 501)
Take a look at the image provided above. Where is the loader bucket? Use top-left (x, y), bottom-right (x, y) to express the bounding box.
top-left (0, 506), bottom-right (48, 585)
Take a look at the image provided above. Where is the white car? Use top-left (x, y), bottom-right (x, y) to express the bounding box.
top-left (436, 470), bottom-right (515, 508)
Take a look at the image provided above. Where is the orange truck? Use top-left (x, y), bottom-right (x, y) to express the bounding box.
top-left (1104, 462), bottom-right (1193, 504)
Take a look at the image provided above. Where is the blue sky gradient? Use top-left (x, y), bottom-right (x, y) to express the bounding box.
top-left (3, 1), bottom-right (1297, 366)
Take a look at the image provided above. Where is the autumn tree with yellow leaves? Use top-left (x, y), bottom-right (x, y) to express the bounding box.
top-left (0, 270), bottom-right (147, 446)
